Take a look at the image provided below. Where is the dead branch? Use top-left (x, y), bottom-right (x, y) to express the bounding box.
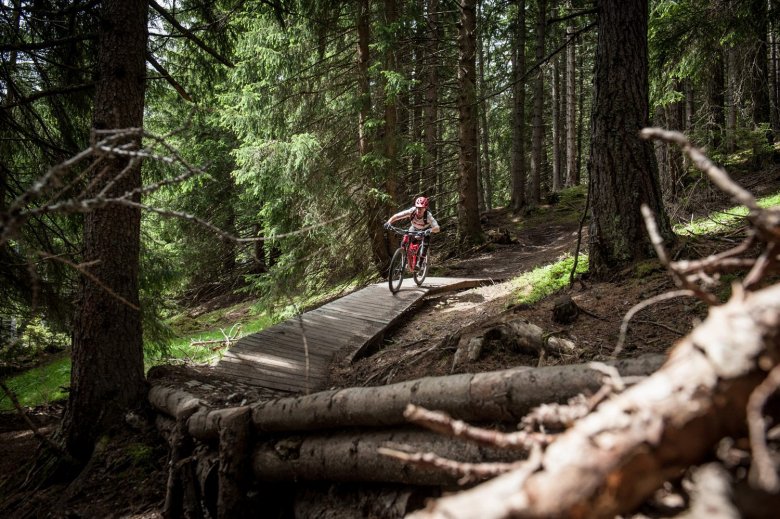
top-left (407, 282), bottom-right (780, 518)
top-left (378, 446), bottom-right (527, 484)
top-left (403, 404), bottom-right (551, 451)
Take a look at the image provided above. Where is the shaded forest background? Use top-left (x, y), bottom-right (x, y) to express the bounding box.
top-left (2, 0), bottom-right (780, 509)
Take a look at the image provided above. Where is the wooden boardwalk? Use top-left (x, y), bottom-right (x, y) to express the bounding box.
top-left (214, 277), bottom-right (488, 393)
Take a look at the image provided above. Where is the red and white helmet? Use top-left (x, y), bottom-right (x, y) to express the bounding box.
top-left (414, 196), bottom-right (429, 209)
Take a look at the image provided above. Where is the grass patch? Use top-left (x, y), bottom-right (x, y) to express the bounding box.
top-left (0, 355), bottom-right (70, 411)
top-left (513, 254), bottom-right (589, 305)
top-left (675, 192), bottom-right (780, 236)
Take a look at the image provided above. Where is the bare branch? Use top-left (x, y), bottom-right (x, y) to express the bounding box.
top-left (404, 404), bottom-right (550, 452)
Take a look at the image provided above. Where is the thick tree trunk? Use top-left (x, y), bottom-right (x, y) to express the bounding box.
top-left (457, 0), bottom-right (482, 244)
top-left (510, 0), bottom-right (527, 211)
top-left (60, 0), bottom-right (148, 461)
top-left (383, 0), bottom-right (399, 204)
top-left (587, 0), bottom-right (672, 279)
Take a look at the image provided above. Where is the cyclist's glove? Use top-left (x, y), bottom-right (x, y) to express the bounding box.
top-left (424, 229), bottom-right (432, 236)
top-left (383, 222), bottom-right (391, 230)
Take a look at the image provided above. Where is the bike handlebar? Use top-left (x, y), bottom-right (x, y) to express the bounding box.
top-left (385, 225), bottom-right (430, 237)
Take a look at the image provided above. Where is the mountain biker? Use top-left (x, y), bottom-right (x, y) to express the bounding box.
top-left (383, 196), bottom-right (441, 246)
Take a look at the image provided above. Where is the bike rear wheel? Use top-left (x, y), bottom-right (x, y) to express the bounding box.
top-left (388, 248), bottom-right (405, 293)
top-left (413, 250), bottom-right (429, 286)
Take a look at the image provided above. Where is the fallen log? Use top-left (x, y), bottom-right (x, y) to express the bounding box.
top-left (252, 429), bottom-right (517, 485)
top-left (458, 318), bottom-right (576, 364)
top-left (149, 356), bottom-right (663, 440)
top-left (407, 282), bottom-right (780, 519)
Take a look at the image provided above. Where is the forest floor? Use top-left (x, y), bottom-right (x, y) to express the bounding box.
top-left (2, 165), bottom-right (780, 518)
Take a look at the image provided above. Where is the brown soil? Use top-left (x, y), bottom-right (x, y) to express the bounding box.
top-left (0, 174), bottom-right (776, 517)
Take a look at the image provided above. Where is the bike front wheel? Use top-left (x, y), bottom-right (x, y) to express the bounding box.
top-left (388, 247), bottom-right (405, 293)
top-left (413, 251), bottom-right (429, 286)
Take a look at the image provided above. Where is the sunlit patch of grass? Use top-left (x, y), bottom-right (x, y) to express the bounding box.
top-left (148, 312), bottom-right (275, 367)
top-left (0, 356), bottom-right (70, 411)
top-left (513, 254), bottom-right (589, 305)
top-left (675, 191), bottom-right (780, 236)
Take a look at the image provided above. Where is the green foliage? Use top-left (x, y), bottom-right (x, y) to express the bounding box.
top-left (2, 316), bottom-right (70, 361)
top-left (512, 254), bottom-right (589, 305)
top-left (0, 356), bottom-right (71, 411)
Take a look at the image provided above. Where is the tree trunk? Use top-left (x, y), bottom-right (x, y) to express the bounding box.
top-left (358, 0), bottom-right (390, 274)
top-left (457, 0), bottom-right (482, 244)
top-left (587, 0), bottom-right (672, 279)
top-left (383, 0), bottom-right (400, 204)
top-left (529, 0), bottom-right (546, 206)
top-left (424, 0), bottom-right (440, 212)
top-left (565, 5), bottom-right (577, 187)
top-left (60, 0), bottom-right (148, 461)
top-left (706, 48), bottom-right (726, 150)
top-left (478, 16), bottom-right (493, 211)
top-left (726, 45), bottom-right (738, 152)
top-left (749, 0), bottom-right (772, 140)
top-left (551, 52), bottom-right (562, 193)
top-left (510, 0), bottom-right (527, 211)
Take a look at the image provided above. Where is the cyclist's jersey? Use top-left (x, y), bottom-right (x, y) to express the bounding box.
top-left (391, 207), bottom-right (439, 231)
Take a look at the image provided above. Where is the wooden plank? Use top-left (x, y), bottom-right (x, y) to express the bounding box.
top-left (235, 334), bottom-right (337, 358)
top-left (223, 345), bottom-right (331, 367)
top-left (263, 322), bottom-right (355, 347)
top-left (215, 276), bottom-right (491, 390)
top-left (215, 363), bottom-right (325, 393)
top-left (216, 357), bottom-right (326, 387)
top-left (218, 353), bottom-right (328, 380)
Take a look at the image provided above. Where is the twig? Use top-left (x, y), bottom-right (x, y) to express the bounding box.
top-left (378, 446), bottom-right (527, 484)
top-left (404, 404), bottom-right (551, 452)
top-left (633, 319), bottom-right (685, 337)
top-left (612, 290), bottom-right (695, 359)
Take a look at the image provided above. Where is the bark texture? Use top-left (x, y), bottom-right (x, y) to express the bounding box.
top-left (587, 0), bottom-right (671, 279)
top-left (510, 0), bottom-right (527, 211)
top-left (60, 0), bottom-right (148, 460)
top-left (456, 0), bottom-right (482, 244)
top-left (148, 356), bottom-right (664, 440)
top-left (408, 282), bottom-right (780, 519)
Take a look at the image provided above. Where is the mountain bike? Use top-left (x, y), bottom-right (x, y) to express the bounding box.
top-left (385, 225), bottom-right (431, 293)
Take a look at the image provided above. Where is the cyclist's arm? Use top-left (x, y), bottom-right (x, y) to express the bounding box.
top-left (428, 213), bottom-right (441, 233)
top-left (386, 208), bottom-right (413, 226)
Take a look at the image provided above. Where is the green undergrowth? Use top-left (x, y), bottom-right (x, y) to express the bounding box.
top-left (675, 192), bottom-right (780, 236)
top-left (518, 185), bottom-right (587, 230)
top-left (155, 278), bottom-right (363, 366)
top-left (513, 253), bottom-right (589, 305)
top-left (0, 355), bottom-right (70, 411)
